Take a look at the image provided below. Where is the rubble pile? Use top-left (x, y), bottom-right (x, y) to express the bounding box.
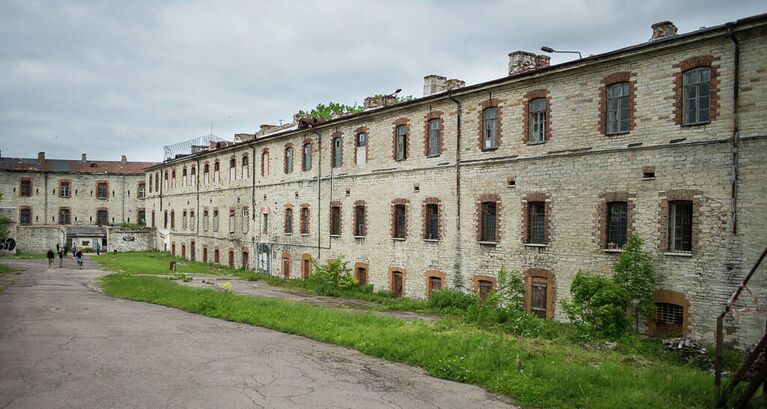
top-left (663, 337), bottom-right (712, 369)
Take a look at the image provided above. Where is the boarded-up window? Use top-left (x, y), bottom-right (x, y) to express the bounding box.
top-left (429, 276), bottom-right (442, 294)
top-left (531, 278), bottom-right (548, 318)
top-left (357, 267), bottom-right (367, 286)
top-left (391, 271), bottom-right (404, 298)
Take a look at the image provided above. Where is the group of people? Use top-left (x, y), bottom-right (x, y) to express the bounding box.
top-left (46, 243), bottom-right (85, 269)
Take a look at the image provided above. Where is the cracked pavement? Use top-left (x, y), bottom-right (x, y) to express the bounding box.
top-left (0, 258), bottom-right (516, 409)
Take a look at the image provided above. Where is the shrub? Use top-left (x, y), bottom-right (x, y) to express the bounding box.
top-left (487, 267), bottom-right (525, 311)
top-left (612, 234), bottom-right (657, 327)
top-left (82, 247), bottom-right (95, 253)
top-left (307, 255), bottom-right (358, 295)
top-left (563, 272), bottom-right (630, 338)
top-left (428, 289), bottom-right (478, 314)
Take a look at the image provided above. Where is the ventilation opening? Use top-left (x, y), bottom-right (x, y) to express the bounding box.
top-left (643, 167), bottom-right (655, 180)
top-left (345, 188), bottom-right (351, 197)
top-left (413, 184), bottom-right (420, 193)
top-left (507, 177), bottom-right (516, 188)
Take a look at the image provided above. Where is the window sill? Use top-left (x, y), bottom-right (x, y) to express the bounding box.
top-left (354, 236), bottom-right (366, 240)
top-left (681, 121), bottom-right (711, 128)
top-left (423, 239), bottom-right (440, 243)
top-left (524, 243), bottom-right (547, 248)
top-left (642, 177), bottom-right (656, 181)
top-left (478, 241), bottom-right (497, 246)
top-left (481, 147), bottom-right (498, 152)
top-left (426, 154), bottom-right (441, 159)
top-left (392, 237), bottom-right (406, 241)
top-left (664, 252), bottom-right (693, 257)
top-left (330, 234), bottom-right (340, 239)
top-left (301, 233), bottom-right (309, 237)
top-left (284, 233), bottom-right (292, 236)
top-left (606, 131), bottom-right (629, 137)
top-left (526, 141), bottom-right (545, 146)
top-left (603, 248), bottom-right (624, 253)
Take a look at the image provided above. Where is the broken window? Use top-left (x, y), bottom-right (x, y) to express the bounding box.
top-left (528, 98), bottom-right (547, 144)
top-left (482, 107), bottom-right (498, 150)
top-left (607, 82), bottom-right (630, 134)
top-left (668, 201), bottom-right (692, 252)
top-left (354, 205), bottom-right (366, 237)
top-left (393, 204), bottom-right (406, 239)
top-left (425, 203), bottom-right (439, 240)
top-left (395, 125), bottom-right (407, 160)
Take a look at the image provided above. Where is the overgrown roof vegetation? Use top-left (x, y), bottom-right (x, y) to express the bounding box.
top-left (297, 95), bottom-right (415, 121)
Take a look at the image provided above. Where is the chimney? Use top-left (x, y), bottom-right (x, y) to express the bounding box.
top-left (445, 79), bottom-right (466, 91)
top-left (535, 54), bottom-right (551, 69)
top-left (81, 153), bottom-right (87, 162)
top-left (191, 145), bottom-right (206, 154)
top-left (234, 133), bottom-right (254, 142)
top-left (120, 155), bottom-right (127, 164)
top-left (508, 51), bottom-right (538, 75)
top-left (37, 152), bottom-right (45, 162)
top-left (363, 95), bottom-right (396, 110)
top-left (650, 21), bottom-right (677, 41)
top-left (423, 75), bottom-right (447, 97)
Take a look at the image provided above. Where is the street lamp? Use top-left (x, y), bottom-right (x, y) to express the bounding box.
top-left (540, 46), bottom-right (582, 59)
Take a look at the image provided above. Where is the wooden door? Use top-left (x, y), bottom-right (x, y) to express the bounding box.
top-left (190, 241), bottom-right (195, 261)
top-left (203, 247), bottom-right (208, 263)
top-left (531, 279), bottom-right (548, 318)
top-left (357, 267), bottom-right (367, 286)
top-left (302, 258), bottom-right (311, 279)
top-left (282, 256), bottom-right (290, 279)
top-left (228, 251), bottom-right (235, 268)
top-left (392, 271), bottom-right (403, 298)
top-left (242, 252), bottom-right (249, 270)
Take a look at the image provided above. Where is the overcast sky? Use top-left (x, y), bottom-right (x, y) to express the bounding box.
top-left (1, 0), bottom-right (764, 162)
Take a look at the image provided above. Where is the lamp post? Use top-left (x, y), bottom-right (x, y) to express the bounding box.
top-left (540, 46), bottom-right (583, 60)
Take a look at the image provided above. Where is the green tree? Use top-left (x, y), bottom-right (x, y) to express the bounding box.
top-left (308, 255), bottom-right (358, 295)
top-left (488, 267), bottom-right (525, 311)
top-left (563, 272), bottom-right (630, 338)
top-left (612, 234), bottom-right (657, 325)
top-left (298, 102), bottom-right (364, 121)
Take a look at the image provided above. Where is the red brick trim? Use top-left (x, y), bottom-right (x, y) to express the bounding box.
top-left (478, 99), bottom-right (502, 150)
top-left (354, 127), bottom-right (369, 165)
top-left (392, 118), bottom-right (410, 161)
top-left (281, 252), bottom-right (291, 279)
top-left (388, 267), bottom-right (407, 297)
top-left (284, 143), bottom-right (294, 174)
top-left (58, 179), bottom-right (72, 198)
top-left (524, 268), bottom-right (555, 319)
top-left (522, 89), bottom-right (552, 144)
top-left (423, 111), bottom-right (445, 157)
top-left (301, 253), bottom-right (313, 279)
top-left (521, 192), bottom-right (551, 244)
top-left (476, 194), bottom-right (501, 243)
top-left (596, 192), bottom-right (636, 250)
top-left (648, 289), bottom-right (691, 336)
top-left (472, 274), bottom-right (497, 292)
top-left (95, 179), bottom-right (109, 199)
top-left (353, 200), bottom-right (368, 237)
top-left (673, 55), bottom-right (720, 126)
top-left (658, 189), bottom-right (702, 254)
top-left (299, 203), bottom-right (311, 235)
top-left (283, 203), bottom-right (294, 234)
top-left (598, 72), bottom-right (637, 135)
top-left (353, 261), bottom-right (369, 285)
top-left (422, 197), bottom-right (443, 240)
top-left (425, 270), bottom-right (446, 299)
top-left (390, 198), bottom-right (410, 239)
top-left (329, 200), bottom-right (342, 236)
top-left (260, 148), bottom-right (270, 176)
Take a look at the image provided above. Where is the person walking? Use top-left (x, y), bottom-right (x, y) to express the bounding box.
top-left (76, 249), bottom-right (83, 269)
top-left (46, 249), bottom-right (55, 268)
top-left (72, 244), bottom-right (77, 258)
top-left (95, 242), bottom-right (101, 256)
top-left (58, 249), bottom-right (64, 267)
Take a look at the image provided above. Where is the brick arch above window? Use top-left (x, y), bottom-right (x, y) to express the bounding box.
top-left (424, 270), bottom-right (446, 299)
top-left (673, 55), bottom-right (720, 126)
top-left (478, 98), bottom-right (502, 150)
top-left (599, 71), bottom-right (637, 135)
top-left (524, 268), bottom-right (555, 320)
top-left (522, 89), bottom-right (552, 144)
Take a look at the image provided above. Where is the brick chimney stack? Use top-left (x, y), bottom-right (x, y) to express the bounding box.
top-left (37, 152), bottom-right (45, 162)
top-left (423, 75), bottom-right (447, 96)
top-left (121, 155), bottom-right (127, 164)
top-left (508, 51), bottom-right (538, 75)
top-left (651, 21), bottom-right (678, 41)
top-left (81, 153), bottom-right (87, 162)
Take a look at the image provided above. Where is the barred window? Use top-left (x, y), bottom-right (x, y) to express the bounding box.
top-left (355, 205), bottom-right (366, 237)
top-left (607, 82), bottom-right (630, 134)
top-left (655, 303), bottom-right (684, 336)
top-left (683, 67), bottom-right (711, 125)
top-left (668, 201), bottom-right (692, 252)
top-left (480, 202), bottom-right (497, 242)
top-left (427, 119), bottom-right (441, 157)
top-left (425, 204), bottom-right (439, 240)
top-left (482, 107), bottom-right (498, 150)
top-left (528, 98), bottom-right (547, 144)
top-left (528, 202), bottom-right (545, 244)
top-left (607, 201), bottom-right (628, 249)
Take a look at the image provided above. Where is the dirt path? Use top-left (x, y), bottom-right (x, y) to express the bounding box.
top-left (0, 258), bottom-right (515, 409)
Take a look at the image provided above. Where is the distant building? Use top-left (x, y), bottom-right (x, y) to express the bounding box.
top-left (0, 151), bottom-right (156, 252)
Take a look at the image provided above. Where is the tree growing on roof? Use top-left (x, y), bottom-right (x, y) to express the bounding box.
top-left (297, 102), bottom-right (364, 121)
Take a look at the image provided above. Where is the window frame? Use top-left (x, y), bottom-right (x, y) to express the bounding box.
top-left (302, 143), bottom-right (312, 171)
top-left (479, 200), bottom-right (498, 243)
top-left (668, 200), bottom-right (693, 253)
top-left (527, 201), bottom-right (546, 244)
top-left (332, 137), bottom-right (343, 168)
top-left (19, 207), bottom-right (32, 225)
top-left (284, 145), bottom-right (294, 174)
top-left (481, 107), bottom-right (499, 151)
top-left (606, 82), bottom-right (630, 135)
top-left (527, 98), bottom-right (547, 145)
top-left (354, 203), bottom-right (367, 237)
top-left (329, 204), bottom-right (341, 236)
top-left (424, 202), bottom-right (440, 240)
top-left (58, 207), bottom-right (71, 225)
top-left (395, 125), bottom-right (408, 161)
top-left (682, 67), bottom-right (711, 126)
top-left (284, 206), bottom-right (293, 234)
top-left (59, 180), bottom-right (71, 198)
top-left (427, 118), bottom-right (441, 157)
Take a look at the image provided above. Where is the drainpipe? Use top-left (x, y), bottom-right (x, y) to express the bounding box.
top-left (309, 128), bottom-right (323, 260)
top-left (251, 144), bottom-right (256, 257)
top-left (727, 23), bottom-right (740, 235)
top-left (448, 90), bottom-right (464, 289)
top-left (197, 157), bottom-right (201, 235)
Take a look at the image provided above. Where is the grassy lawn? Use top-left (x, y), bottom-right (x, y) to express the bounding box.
top-left (99, 273), bottom-right (724, 409)
top-left (95, 251), bottom-right (244, 276)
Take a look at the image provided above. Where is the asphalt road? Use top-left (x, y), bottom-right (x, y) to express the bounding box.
top-left (0, 258), bottom-right (516, 409)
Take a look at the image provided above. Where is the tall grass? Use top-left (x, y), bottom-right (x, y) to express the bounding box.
top-left (99, 273), bottom-right (719, 409)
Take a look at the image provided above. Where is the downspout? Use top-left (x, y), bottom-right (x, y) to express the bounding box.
top-left (727, 23), bottom-right (740, 235)
top-left (448, 90), bottom-right (464, 289)
top-left (309, 128), bottom-right (323, 260)
top-left (251, 144), bottom-right (256, 253)
top-left (197, 158), bottom-right (201, 235)
top-left (121, 174), bottom-right (126, 224)
top-left (43, 171), bottom-right (49, 225)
